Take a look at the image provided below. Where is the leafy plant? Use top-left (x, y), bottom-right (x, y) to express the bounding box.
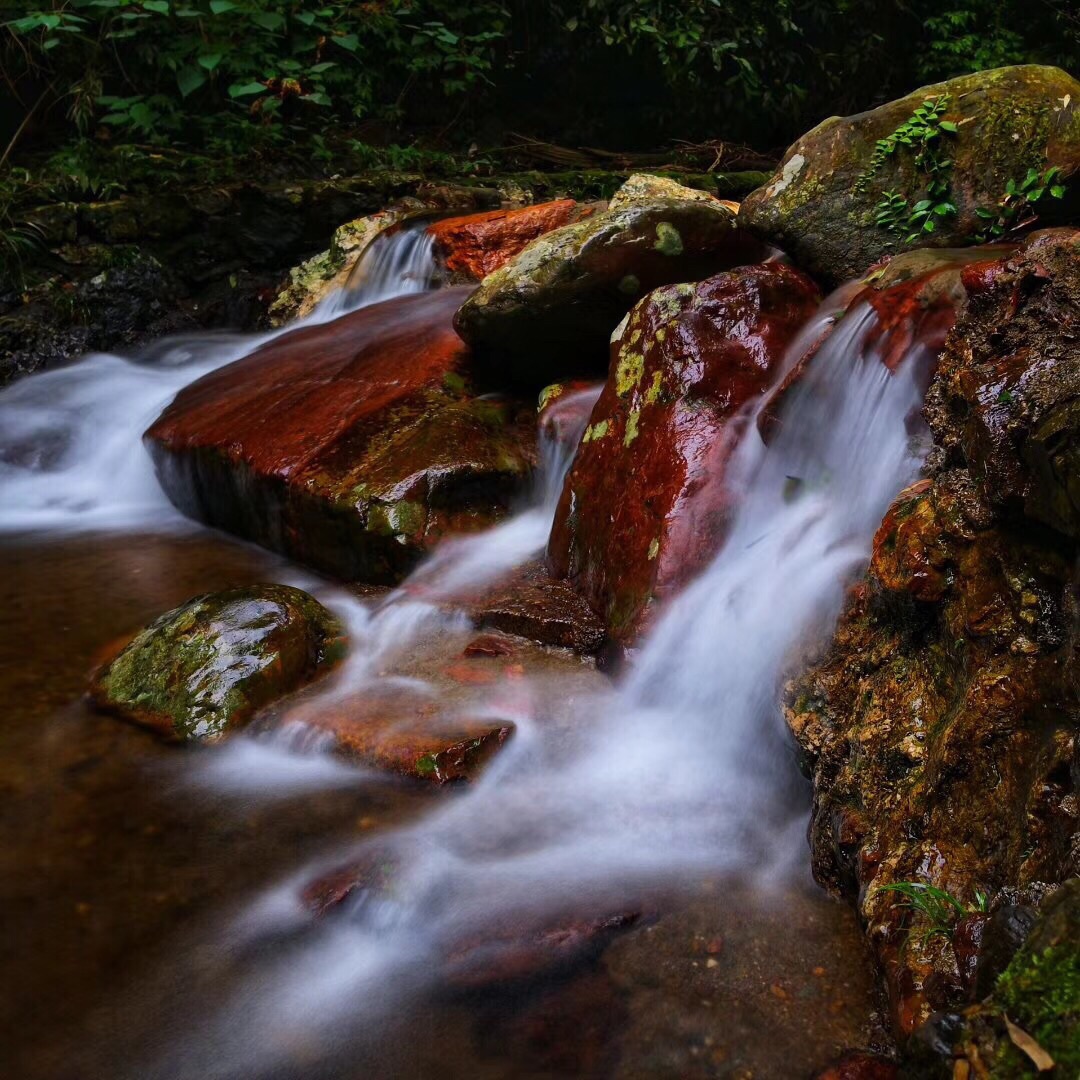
top-left (0, 200), bottom-right (44, 290)
top-left (974, 166), bottom-right (1067, 241)
top-left (876, 880), bottom-right (989, 944)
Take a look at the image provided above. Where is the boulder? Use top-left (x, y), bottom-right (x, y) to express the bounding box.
top-left (784, 232), bottom-right (1080, 1037)
top-left (146, 288), bottom-right (538, 583)
top-left (739, 65), bottom-right (1080, 285)
top-left (89, 584), bottom-right (344, 741)
top-left (548, 263), bottom-right (821, 641)
top-left (454, 174), bottom-right (768, 388)
top-left (427, 199), bottom-right (595, 281)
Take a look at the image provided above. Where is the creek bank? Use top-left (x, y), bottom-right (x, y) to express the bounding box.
top-left (784, 230), bottom-right (1080, 1067)
top-left (2, 167), bottom-right (765, 388)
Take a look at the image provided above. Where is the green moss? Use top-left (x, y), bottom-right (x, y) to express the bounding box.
top-left (415, 753), bottom-right (437, 776)
top-left (367, 499), bottom-right (427, 537)
top-left (990, 942), bottom-right (1079, 1077)
top-left (442, 371), bottom-right (467, 396)
top-left (538, 382), bottom-right (564, 410)
top-left (653, 221), bottom-right (684, 256)
top-left (644, 369), bottom-right (665, 405)
top-left (624, 408), bottom-right (641, 446)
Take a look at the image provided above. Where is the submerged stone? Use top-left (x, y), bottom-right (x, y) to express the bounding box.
top-left (89, 584), bottom-right (344, 742)
top-left (548, 262), bottom-right (821, 641)
top-left (739, 65), bottom-right (1080, 284)
top-left (454, 173), bottom-right (768, 387)
top-left (427, 199), bottom-right (594, 281)
top-left (146, 288), bottom-right (538, 583)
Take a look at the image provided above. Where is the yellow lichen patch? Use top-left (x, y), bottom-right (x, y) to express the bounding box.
top-left (583, 419), bottom-right (610, 443)
top-left (616, 350), bottom-right (645, 396)
top-left (644, 369), bottom-right (664, 405)
top-left (624, 408), bottom-right (641, 446)
top-left (538, 383), bottom-right (564, 410)
top-left (647, 538), bottom-right (660, 560)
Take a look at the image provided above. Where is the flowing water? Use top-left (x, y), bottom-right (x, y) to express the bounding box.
top-left (0, 234), bottom-right (926, 1077)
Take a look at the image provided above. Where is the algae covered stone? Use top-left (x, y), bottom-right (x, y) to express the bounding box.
top-left (90, 584), bottom-right (345, 741)
top-left (739, 65), bottom-right (1080, 284)
top-left (454, 173), bottom-right (767, 387)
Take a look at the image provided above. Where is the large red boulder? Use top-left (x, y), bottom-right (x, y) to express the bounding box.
top-left (427, 200), bottom-right (594, 281)
top-left (547, 263), bottom-right (821, 641)
top-left (146, 288), bottom-right (537, 583)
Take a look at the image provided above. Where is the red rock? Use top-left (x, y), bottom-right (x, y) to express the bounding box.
top-left (146, 288), bottom-right (537, 583)
top-left (547, 263), bottom-right (821, 641)
top-left (759, 244), bottom-right (1016, 443)
top-left (428, 200), bottom-right (593, 281)
top-left (951, 912), bottom-right (989, 994)
top-left (462, 633), bottom-right (517, 658)
top-left (468, 559), bottom-right (607, 654)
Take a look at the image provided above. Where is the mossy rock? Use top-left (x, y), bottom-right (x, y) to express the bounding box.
top-left (454, 173), bottom-right (767, 388)
top-left (739, 65), bottom-right (1080, 284)
top-left (90, 584), bottom-right (345, 742)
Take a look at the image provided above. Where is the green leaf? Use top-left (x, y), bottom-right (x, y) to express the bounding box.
top-left (209, 0), bottom-right (236, 11)
top-left (1050, 184), bottom-right (1066, 199)
top-left (250, 11), bottom-right (285, 30)
top-left (197, 52), bottom-right (222, 71)
top-left (911, 200), bottom-right (933, 212)
top-left (308, 61), bottom-right (336, 73)
top-left (176, 65), bottom-right (206, 97)
top-left (228, 80), bottom-right (265, 98)
top-left (142, 0), bottom-right (169, 13)
top-left (295, 11), bottom-right (315, 25)
top-left (334, 33), bottom-right (359, 52)
top-left (301, 91), bottom-right (331, 106)
top-left (938, 120), bottom-right (958, 133)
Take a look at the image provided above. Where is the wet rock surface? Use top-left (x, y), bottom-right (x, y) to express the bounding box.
top-left (454, 174), bottom-right (768, 387)
top-left (427, 199), bottom-right (594, 281)
top-left (146, 287), bottom-right (539, 583)
top-left (784, 231), bottom-right (1080, 1038)
top-left (266, 608), bottom-right (606, 781)
top-left (740, 65), bottom-right (1080, 284)
top-left (468, 559), bottom-right (608, 654)
top-left (89, 583), bottom-right (344, 741)
top-left (549, 262), bottom-right (821, 641)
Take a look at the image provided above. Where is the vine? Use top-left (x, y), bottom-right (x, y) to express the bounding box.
top-left (859, 95), bottom-right (959, 243)
top-left (973, 165), bottom-right (1067, 241)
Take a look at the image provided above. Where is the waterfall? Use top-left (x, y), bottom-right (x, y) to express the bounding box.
top-left (143, 293), bottom-right (928, 1078)
top-left (0, 227), bottom-right (437, 533)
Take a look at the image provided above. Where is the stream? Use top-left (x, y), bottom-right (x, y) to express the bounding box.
top-left (0, 228), bottom-right (926, 1078)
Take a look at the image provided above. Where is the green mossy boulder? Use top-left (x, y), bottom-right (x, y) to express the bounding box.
top-left (739, 65), bottom-right (1080, 285)
top-left (90, 584), bottom-right (345, 742)
top-left (453, 173), bottom-right (768, 388)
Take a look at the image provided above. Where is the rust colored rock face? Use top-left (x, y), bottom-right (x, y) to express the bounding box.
top-left (146, 288), bottom-right (537, 583)
top-left (784, 231), bottom-right (1080, 1039)
top-left (812, 1052), bottom-right (898, 1080)
top-left (548, 263), bottom-right (821, 641)
top-left (427, 200), bottom-right (591, 281)
top-left (758, 245), bottom-right (1014, 444)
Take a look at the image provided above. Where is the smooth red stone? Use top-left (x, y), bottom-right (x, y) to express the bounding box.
top-left (462, 633), bottom-right (517, 658)
top-left (146, 288), bottom-right (537, 582)
top-left (428, 200), bottom-right (590, 280)
top-left (548, 263), bottom-right (821, 641)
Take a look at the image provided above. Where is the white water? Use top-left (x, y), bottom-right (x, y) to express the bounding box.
top-left (0, 226), bottom-right (437, 533)
top-left (134, 294), bottom-right (929, 1078)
